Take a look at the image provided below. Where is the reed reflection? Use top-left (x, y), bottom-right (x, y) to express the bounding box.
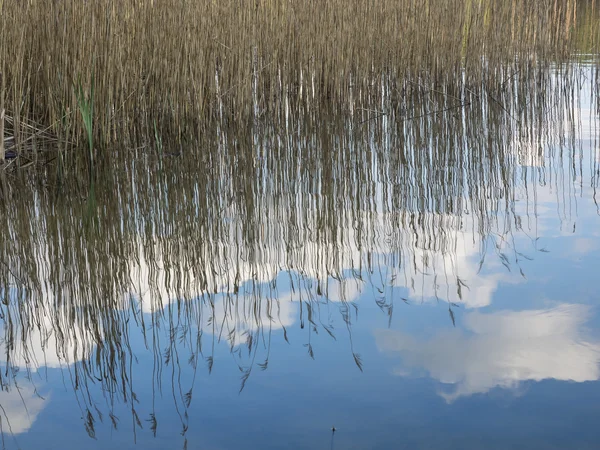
top-left (0, 64), bottom-right (598, 444)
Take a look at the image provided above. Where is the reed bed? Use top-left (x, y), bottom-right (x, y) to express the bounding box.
top-left (0, 0), bottom-right (596, 163)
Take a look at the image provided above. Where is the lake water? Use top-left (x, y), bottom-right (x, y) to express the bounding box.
top-left (1, 62), bottom-right (599, 449)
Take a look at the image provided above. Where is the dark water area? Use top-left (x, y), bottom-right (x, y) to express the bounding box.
top-left (1, 62), bottom-right (600, 449)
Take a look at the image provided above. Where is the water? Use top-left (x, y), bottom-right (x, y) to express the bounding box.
top-left (0, 63), bottom-right (599, 449)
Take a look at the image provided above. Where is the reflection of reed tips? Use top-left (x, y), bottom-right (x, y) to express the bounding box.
top-left (330, 426), bottom-right (337, 450)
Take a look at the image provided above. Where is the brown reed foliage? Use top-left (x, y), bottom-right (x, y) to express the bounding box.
top-left (0, 0), bottom-right (595, 157)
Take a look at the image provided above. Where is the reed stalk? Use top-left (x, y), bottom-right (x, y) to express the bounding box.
top-left (0, 27), bottom-right (4, 162)
top-left (75, 76), bottom-right (95, 176)
top-left (0, 109), bottom-right (4, 162)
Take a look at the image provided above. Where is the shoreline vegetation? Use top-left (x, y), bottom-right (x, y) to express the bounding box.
top-left (0, 2), bottom-right (599, 442)
top-left (0, 0), bottom-right (598, 169)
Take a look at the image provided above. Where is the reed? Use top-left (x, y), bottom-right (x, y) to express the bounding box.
top-left (0, 0), bottom-right (595, 161)
top-left (0, 108), bottom-right (4, 161)
top-left (0, 35), bottom-right (4, 161)
top-left (75, 76), bottom-right (95, 175)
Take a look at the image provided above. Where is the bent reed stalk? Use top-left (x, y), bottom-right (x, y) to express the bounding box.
top-left (0, 0), bottom-right (596, 159)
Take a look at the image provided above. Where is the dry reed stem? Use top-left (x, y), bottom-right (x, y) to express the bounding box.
top-left (0, 68), bottom-right (4, 161)
top-left (0, 108), bottom-right (4, 161)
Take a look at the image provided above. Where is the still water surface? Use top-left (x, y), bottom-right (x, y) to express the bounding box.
top-left (1, 63), bottom-right (599, 449)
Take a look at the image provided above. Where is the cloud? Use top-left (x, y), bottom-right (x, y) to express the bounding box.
top-left (124, 235), bottom-right (367, 345)
top-left (0, 387), bottom-right (47, 434)
top-left (125, 208), bottom-right (509, 317)
top-left (375, 304), bottom-right (600, 402)
top-left (199, 291), bottom-right (298, 348)
top-left (0, 312), bottom-right (95, 370)
top-left (572, 238), bottom-right (600, 255)
top-left (386, 222), bottom-right (511, 308)
top-left (323, 278), bottom-right (364, 302)
top-left (126, 240), bottom-right (365, 314)
top-left (156, 277), bottom-right (364, 348)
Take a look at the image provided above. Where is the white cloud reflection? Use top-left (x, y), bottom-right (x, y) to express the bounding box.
top-left (0, 313), bottom-right (94, 370)
top-left (128, 261), bottom-right (365, 346)
top-left (0, 387), bottom-right (47, 435)
top-left (376, 304), bottom-right (600, 402)
top-left (125, 211), bottom-right (508, 319)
